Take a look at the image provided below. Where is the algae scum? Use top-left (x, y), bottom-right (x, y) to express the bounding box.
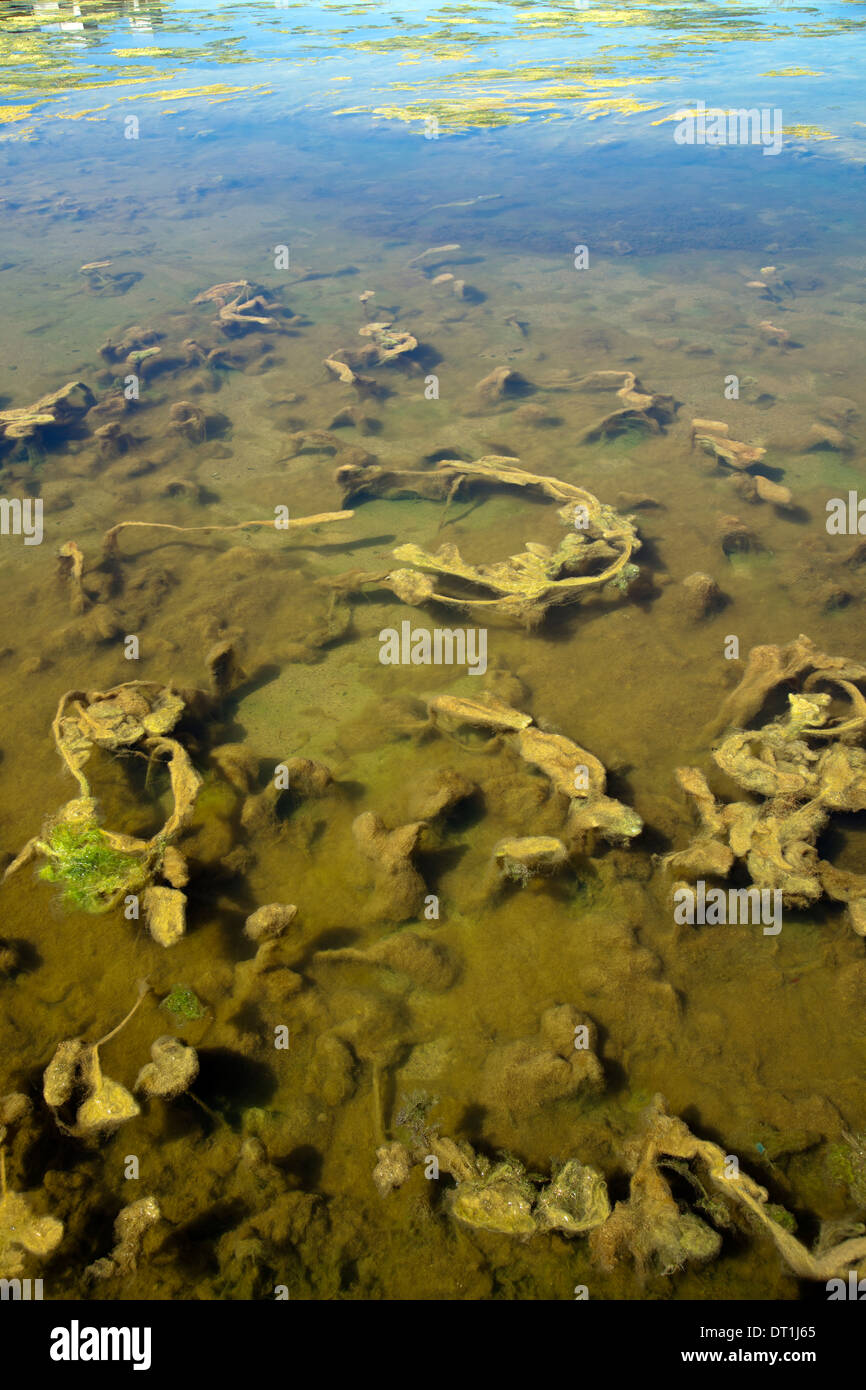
top-left (2, 0), bottom-right (866, 1303)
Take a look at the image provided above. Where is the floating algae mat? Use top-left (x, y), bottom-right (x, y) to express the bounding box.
top-left (1, 0), bottom-right (866, 1340)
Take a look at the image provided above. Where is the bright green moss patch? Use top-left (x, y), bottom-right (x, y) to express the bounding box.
top-left (38, 820), bottom-right (148, 914)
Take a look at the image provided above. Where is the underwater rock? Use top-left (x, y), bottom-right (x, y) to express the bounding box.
top-left (425, 698), bottom-right (641, 855)
top-left (194, 280), bottom-right (280, 335)
top-left (373, 1141), bottom-right (412, 1197)
top-left (328, 405), bottom-right (379, 433)
top-left (407, 768), bottom-right (476, 820)
top-left (85, 1195), bottom-right (161, 1280)
top-left (240, 756), bottom-right (333, 834)
top-left (356, 323), bottom-right (418, 365)
top-left (233, 940), bottom-right (303, 1012)
top-left (540, 1002), bottom-right (598, 1058)
top-left (729, 473), bottom-right (757, 503)
top-left (580, 406), bottom-right (662, 442)
top-left (617, 491), bottom-right (661, 511)
top-left (135, 1036), bottom-right (199, 1100)
top-left (99, 326), bottom-right (162, 365)
top-left (759, 319), bottom-right (791, 347)
top-left (342, 454), bottom-right (640, 625)
top-left (816, 581), bottom-right (852, 613)
top-left (80, 261), bottom-right (141, 296)
top-left (44, 1024), bottom-right (141, 1141)
top-left (210, 743), bottom-right (261, 793)
top-left (430, 693), bottom-right (532, 734)
top-left (84, 606), bottom-right (124, 644)
top-left (168, 400), bottom-right (207, 443)
top-left (0, 380), bottom-right (95, 443)
top-left (480, 1029), bottom-right (602, 1117)
top-left (244, 903), bottom-right (299, 943)
top-left (754, 475), bottom-right (793, 507)
top-left (143, 886), bottom-right (187, 948)
top-left (284, 758), bottom-right (333, 797)
top-left (54, 536), bottom-right (86, 614)
top-left (689, 417), bottom-right (729, 442)
top-left (535, 1160), bottom-right (611, 1236)
top-left (205, 639), bottom-right (246, 698)
top-left (475, 366), bottom-right (531, 403)
top-left (329, 988), bottom-right (406, 1069)
top-left (818, 862), bottom-right (866, 935)
top-left (675, 654), bottom-right (866, 916)
top-left (513, 404), bottom-right (558, 427)
top-left (681, 572), bottom-right (723, 621)
top-left (717, 514), bottom-right (758, 555)
top-left (323, 356), bottom-right (357, 385)
top-left (94, 420), bottom-right (135, 459)
top-left (494, 835), bottom-right (569, 883)
top-left (805, 422), bottom-right (850, 453)
top-left (448, 1165), bottom-right (537, 1237)
top-left (0, 1155), bottom-right (64, 1279)
top-left (352, 812), bottom-right (428, 923)
top-left (706, 634), bottom-right (866, 738)
top-left (0, 1093), bottom-right (31, 1136)
top-left (816, 396), bottom-right (859, 429)
top-left (517, 725), bottom-right (604, 801)
top-left (335, 464), bottom-right (453, 508)
top-left (378, 1104), bottom-right (614, 1244)
top-left (666, 840), bottom-right (735, 881)
top-left (42, 985), bottom-right (149, 1137)
top-left (848, 900), bottom-right (866, 936)
top-left (306, 1035), bottom-right (356, 1108)
top-left (696, 429), bottom-right (766, 471)
top-left (284, 429), bottom-right (341, 457)
top-left (317, 931), bottom-right (457, 992)
top-left (516, 725), bottom-right (642, 849)
top-left (590, 1096), bottom-right (866, 1282)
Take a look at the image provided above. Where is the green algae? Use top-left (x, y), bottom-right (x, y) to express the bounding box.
top-left (37, 819), bottom-right (148, 914)
top-left (826, 1135), bottom-right (866, 1207)
top-left (161, 984), bottom-right (206, 1022)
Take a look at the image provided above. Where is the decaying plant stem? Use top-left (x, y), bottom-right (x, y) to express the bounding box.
top-left (100, 511), bottom-right (354, 560)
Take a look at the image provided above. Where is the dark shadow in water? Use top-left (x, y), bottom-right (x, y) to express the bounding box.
top-left (160, 1198), bottom-right (249, 1274)
top-left (306, 926), bottom-right (360, 955)
top-left (776, 505), bottom-right (813, 527)
top-left (195, 1046), bottom-right (277, 1126)
top-left (422, 445), bottom-right (474, 465)
top-left (223, 661), bottom-right (282, 711)
top-left (456, 1101), bottom-right (488, 1146)
top-left (416, 842), bottom-right (471, 888)
top-left (2, 936), bottom-right (42, 978)
top-left (411, 344), bottom-right (444, 374)
top-left (276, 1144), bottom-right (322, 1189)
top-left (439, 788), bottom-right (485, 835)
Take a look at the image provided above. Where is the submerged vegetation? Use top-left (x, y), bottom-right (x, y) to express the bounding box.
top-left (37, 816), bottom-right (149, 914)
top-left (0, 0), bottom-right (865, 1312)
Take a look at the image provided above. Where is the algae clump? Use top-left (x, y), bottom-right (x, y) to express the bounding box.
top-left (161, 985), bottom-right (205, 1023)
top-left (38, 818), bottom-right (148, 914)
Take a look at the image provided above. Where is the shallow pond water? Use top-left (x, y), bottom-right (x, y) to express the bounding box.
top-left (1, 0), bottom-right (866, 1302)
